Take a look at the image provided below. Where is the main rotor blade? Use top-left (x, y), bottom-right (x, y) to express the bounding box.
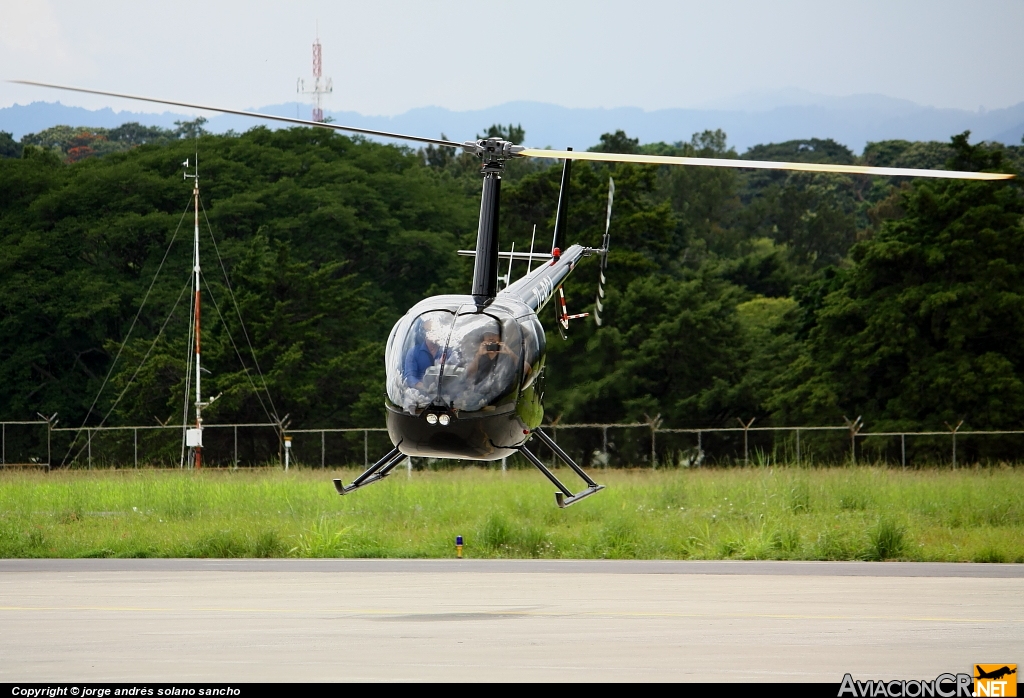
top-left (10, 80), bottom-right (465, 149)
top-left (519, 148), bottom-right (1015, 181)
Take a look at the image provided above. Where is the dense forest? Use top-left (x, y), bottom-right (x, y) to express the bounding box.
top-left (1, 120), bottom-right (1022, 442)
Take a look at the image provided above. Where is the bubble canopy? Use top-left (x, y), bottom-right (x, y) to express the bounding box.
top-left (386, 298), bottom-right (532, 416)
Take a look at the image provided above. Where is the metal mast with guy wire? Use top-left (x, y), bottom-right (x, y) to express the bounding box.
top-left (184, 157), bottom-right (205, 468)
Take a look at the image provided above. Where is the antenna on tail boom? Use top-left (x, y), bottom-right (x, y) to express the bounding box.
top-left (551, 148), bottom-right (572, 254)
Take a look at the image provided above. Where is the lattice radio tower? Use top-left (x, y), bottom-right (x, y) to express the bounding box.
top-left (297, 27), bottom-right (333, 122)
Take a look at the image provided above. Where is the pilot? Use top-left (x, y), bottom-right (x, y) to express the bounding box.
top-left (404, 319), bottom-right (446, 387)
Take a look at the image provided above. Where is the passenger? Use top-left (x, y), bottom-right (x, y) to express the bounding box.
top-left (403, 319), bottom-right (447, 387)
top-left (467, 332), bottom-right (518, 385)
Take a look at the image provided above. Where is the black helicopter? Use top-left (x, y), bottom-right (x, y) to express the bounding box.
top-left (13, 81), bottom-right (1014, 506)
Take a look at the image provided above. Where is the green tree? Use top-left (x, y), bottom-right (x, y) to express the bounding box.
top-left (650, 130), bottom-right (741, 259)
top-left (423, 133), bottom-right (457, 170)
top-left (553, 271), bottom-right (750, 426)
top-left (769, 138), bottom-right (1024, 432)
top-left (589, 130), bottom-right (639, 154)
top-left (173, 117), bottom-right (209, 140)
top-left (109, 122), bottom-right (175, 146)
top-left (478, 123), bottom-right (525, 143)
top-left (0, 126), bottom-right (476, 428)
top-left (0, 131), bottom-right (21, 158)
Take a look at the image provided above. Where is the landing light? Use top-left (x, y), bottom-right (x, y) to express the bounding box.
top-left (438, 414), bottom-right (451, 426)
top-left (426, 413), bottom-right (438, 425)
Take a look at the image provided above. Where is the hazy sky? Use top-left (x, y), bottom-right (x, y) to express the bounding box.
top-left (2, 0), bottom-right (1023, 115)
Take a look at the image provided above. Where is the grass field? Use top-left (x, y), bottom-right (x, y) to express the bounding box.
top-left (0, 465), bottom-right (1021, 562)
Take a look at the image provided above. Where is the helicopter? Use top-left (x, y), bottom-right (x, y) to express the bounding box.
top-left (12, 81), bottom-right (1014, 507)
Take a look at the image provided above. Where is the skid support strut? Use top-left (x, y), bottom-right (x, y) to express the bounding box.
top-left (333, 445), bottom-right (405, 495)
top-left (519, 429), bottom-right (604, 508)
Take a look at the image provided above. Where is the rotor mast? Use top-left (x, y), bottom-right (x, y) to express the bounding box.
top-left (468, 138), bottom-right (524, 301)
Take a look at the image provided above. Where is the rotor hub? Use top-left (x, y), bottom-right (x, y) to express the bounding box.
top-left (463, 137), bottom-right (525, 172)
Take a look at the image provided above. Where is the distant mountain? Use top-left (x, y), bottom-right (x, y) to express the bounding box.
top-left (3, 94), bottom-right (1023, 154)
top-left (696, 88), bottom-right (926, 112)
top-left (0, 101), bottom-right (187, 140)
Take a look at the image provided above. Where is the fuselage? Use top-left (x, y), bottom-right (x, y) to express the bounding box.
top-left (384, 244), bottom-right (590, 460)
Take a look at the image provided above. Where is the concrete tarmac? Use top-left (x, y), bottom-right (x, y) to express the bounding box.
top-left (0, 560), bottom-right (1021, 682)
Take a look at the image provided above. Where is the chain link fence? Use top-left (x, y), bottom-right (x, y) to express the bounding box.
top-left (5, 417), bottom-right (1024, 470)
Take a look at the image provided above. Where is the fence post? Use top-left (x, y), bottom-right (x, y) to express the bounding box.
top-left (278, 416), bottom-right (290, 469)
top-left (901, 433), bottom-right (906, 470)
top-left (697, 430), bottom-right (702, 467)
top-left (321, 430), bottom-right (325, 468)
top-left (364, 430), bottom-right (369, 468)
top-left (134, 428), bottom-right (138, 468)
top-left (646, 414), bottom-right (662, 468)
top-left (737, 418), bottom-right (755, 466)
top-left (795, 428), bottom-right (801, 466)
top-left (2, 422), bottom-right (4, 465)
top-left (843, 416), bottom-right (863, 466)
top-left (88, 429), bottom-right (92, 469)
top-left (945, 420), bottom-right (964, 470)
top-left (46, 421), bottom-right (51, 471)
top-left (602, 426), bottom-right (608, 458)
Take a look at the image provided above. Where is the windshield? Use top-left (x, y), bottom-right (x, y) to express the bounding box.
top-left (386, 306), bottom-right (523, 415)
top-left (438, 311), bottom-right (523, 412)
top-left (520, 315), bottom-right (545, 388)
top-left (385, 309), bottom-right (456, 414)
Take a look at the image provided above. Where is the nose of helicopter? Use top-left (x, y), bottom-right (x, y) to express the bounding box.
top-left (386, 407), bottom-right (529, 460)
top-left (381, 297), bottom-right (543, 460)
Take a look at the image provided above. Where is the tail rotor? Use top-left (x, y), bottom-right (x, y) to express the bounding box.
top-left (594, 177), bottom-right (614, 326)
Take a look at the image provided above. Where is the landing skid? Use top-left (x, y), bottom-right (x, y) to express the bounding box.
top-left (335, 432), bottom-right (603, 508)
top-left (520, 428), bottom-right (604, 508)
top-left (333, 445), bottom-right (406, 495)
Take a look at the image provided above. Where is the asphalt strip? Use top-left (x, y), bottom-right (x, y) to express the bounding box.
top-left (0, 558), bottom-right (1021, 576)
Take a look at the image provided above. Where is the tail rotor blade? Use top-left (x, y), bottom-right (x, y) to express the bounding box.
top-left (594, 177), bottom-right (614, 327)
top-left (605, 177), bottom-right (615, 237)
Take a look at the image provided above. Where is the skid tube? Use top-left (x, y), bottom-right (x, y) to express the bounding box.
top-left (519, 428), bottom-right (604, 508)
top-left (333, 444), bottom-right (406, 495)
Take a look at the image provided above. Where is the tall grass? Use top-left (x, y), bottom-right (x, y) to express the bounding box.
top-left (0, 466), bottom-right (1021, 561)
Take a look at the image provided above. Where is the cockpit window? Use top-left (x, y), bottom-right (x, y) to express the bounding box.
top-left (386, 309), bottom-right (456, 414)
top-left (385, 306), bottom-right (524, 415)
top-left (520, 315), bottom-right (545, 388)
top-left (438, 312), bottom-right (523, 412)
